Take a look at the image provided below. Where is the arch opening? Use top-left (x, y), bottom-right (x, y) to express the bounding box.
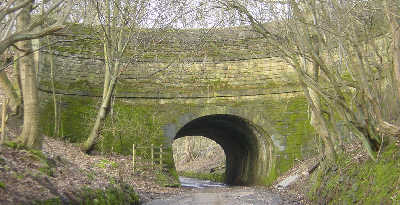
top-left (173, 114), bottom-right (270, 185)
top-left (172, 136), bottom-right (226, 179)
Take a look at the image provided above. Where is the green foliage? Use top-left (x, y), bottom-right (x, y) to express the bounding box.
top-left (179, 171), bottom-right (225, 183)
top-left (3, 141), bottom-right (24, 149)
top-left (96, 159), bottom-right (119, 169)
top-left (99, 102), bottom-right (165, 155)
top-left (86, 170), bottom-right (96, 181)
top-left (13, 173), bottom-right (24, 180)
top-left (41, 96), bottom-right (166, 155)
top-left (263, 96), bottom-right (315, 182)
top-left (32, 198), bottom-right (62, 205)
top-left (32, 185), bottom-right (139, 205)
top-left (0, 181), bottom-right (5, 189)
top-left (28, 149), bottom-right (46, 160)
top-left (38, 164), bottom-right (54, 177)
top-left (26, 149), bottom-right (56, 177)
top-left (40, 96), bottom-right (98, 143)
top-left (308, 145), bottom-right (400, 204)
top-left (151, 148), bottom-right (181, 187)
top-left (155, 169), bottom-right (181, 187)
top-left (79, 185), bottom-right (140, 205)
top-left (262, 165), bottom-right (279, 186)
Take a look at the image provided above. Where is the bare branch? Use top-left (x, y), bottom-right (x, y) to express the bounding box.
top-left (0, 0), bottom-right (31, 22)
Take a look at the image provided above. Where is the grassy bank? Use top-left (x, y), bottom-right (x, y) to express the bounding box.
top-left (308, 144), bottom-right (400, 204)
top-left (34, 185), bottom-right (140, 205)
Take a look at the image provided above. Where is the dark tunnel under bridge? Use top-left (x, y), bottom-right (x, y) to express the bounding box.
top-left (173, 114), bottom-right (273, 185)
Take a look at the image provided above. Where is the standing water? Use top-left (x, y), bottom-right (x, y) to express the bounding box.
top-left (179, 176), bottom-right (227, 188)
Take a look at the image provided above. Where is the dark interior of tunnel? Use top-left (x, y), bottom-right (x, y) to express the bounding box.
top-left (174, 114), bottom-right (267, 185)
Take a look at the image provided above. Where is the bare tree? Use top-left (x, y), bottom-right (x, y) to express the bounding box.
top-left (220, 0), bottom-right (400, 160)
top-left (81, 0), bottom-right (187, 152)
top-left (0, 0), bottom-right (71, 148)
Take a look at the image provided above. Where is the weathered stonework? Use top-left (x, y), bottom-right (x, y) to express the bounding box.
top-left (38, 24), bottom-right (297, 97)
top-left (38, 25), bottom-right (312, 185)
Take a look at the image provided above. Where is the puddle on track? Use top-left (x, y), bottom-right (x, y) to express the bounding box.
top-left (179, 176), bottom-right (227, 188)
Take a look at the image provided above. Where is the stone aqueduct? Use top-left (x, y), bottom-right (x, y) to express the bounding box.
top-left (37, 25), bottom-right (313, 185)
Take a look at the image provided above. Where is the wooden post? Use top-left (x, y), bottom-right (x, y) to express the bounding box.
top-left (59, 95), bottom-right (63, 138)
top-left (159, 145), bottom-right (163, 168)
top-left (132, 144), bottom-right (135, 173)
top-left (151, 144), bottom-right (154, 167)
top-left (1, 98), bottom-right (9, 144)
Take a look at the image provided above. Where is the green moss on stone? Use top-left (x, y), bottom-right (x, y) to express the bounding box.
top-left (40, 95), bottom-right (98, 143)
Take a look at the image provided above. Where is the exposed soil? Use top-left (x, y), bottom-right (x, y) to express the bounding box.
top-left (0, 136), bottom-right (185, 204)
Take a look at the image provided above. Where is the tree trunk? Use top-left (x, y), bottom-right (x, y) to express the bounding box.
top-left (46, 36), bottom-right (59, 137)
top-left (392, 18), bottom-right (400, 98)
top-left (385, 0), bottom-right (400, 97)
top-left (13, 49), bottom-right (22, 98)
top-left (306, 86), bottom-right (336, 160)
top-left (82, 77), bottom-right (116, 153)
top-left (16, 1), bottom-right (41, 149)
top-left (1, 99), bottom-right (9, 144)
top-left (0, 71), bottom-right (20, 114)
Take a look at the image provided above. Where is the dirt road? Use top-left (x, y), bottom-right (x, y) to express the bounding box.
top-left (144, 186), bottom-right (303, 205)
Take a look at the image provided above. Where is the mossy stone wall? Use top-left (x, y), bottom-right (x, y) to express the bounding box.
top-left (40, 91), bottom-right (314, 185)
top-left (38, 24), bottom-right (314, 185)
top-left (38, 24), bottom-right (297, 97)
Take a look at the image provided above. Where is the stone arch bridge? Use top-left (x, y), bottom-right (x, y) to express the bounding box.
top-left (38, 25), bottom-right (315, 185)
